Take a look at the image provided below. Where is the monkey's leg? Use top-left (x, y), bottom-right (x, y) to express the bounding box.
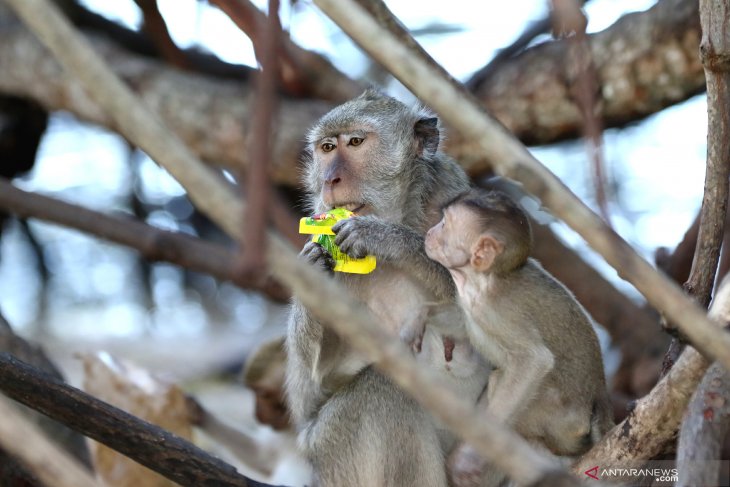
top-left (307, 368), bottom-right (446, 487)
top-left (485, 347), bottom-right (553, 425)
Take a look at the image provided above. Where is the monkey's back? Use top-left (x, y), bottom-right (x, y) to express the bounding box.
top-left (509, 259), bottom-right (611, 454)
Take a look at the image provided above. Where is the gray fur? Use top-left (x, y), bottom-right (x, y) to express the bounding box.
top-left (286, 91), bottom-right (486, 487)
top-left (426, 189), bottom-right (613, 487)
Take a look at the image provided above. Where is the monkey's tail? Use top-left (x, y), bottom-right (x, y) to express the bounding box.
top-left (590, 394), bottom-right (614, 445)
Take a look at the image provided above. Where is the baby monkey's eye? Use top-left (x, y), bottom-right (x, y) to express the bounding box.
top-left (321, 142), bottom-right (336, 152)
top-left (349, 137), bottom-right (364, 147)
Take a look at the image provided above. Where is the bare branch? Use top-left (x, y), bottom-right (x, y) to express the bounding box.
top-left (551, 0), bottom-right (611, 223)
top-left (685, 0), bottom-right (730, 309)
top-left (131, 0), bottom-right (190, 69)
top-left (576, 276), bottom-right (730, 472)
top-left (312, 0), bottom-right (730, 380)
top-left (0, 312), bottom-right (92, 467)
top-left (0, 394), bottom-right (101, 487)
top-left (459, 0), bottom-right (703, 152)
top-left (0, 179), bottom-right (290, 302)
top-left (238, 0), bottom-right (280, 283)
top-left (676, 361), bottom-right (730, 486)
top-left (0, 354), bottom-right (267, 487)
top-left (208, 0), bottom-right (362, 102)
top-left (675, 0), bottom-right (730, 483)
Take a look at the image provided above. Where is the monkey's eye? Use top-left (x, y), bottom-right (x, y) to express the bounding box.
top-left (321, 142), bottom-right (336, 152)
top-left (349, 137), bottom-right (364, 147)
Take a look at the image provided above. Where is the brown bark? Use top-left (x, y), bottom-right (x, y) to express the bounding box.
top-left (676, 0), bottom-right (730, 484)
top-left (0, 395), bottom-right (101, 487)
top-left (0, 354), bottom-right (264, 487)
top-left (462, 0), bottom-right (703, 158)
top-left (238, 0), bottom-right (280, 283)
top-left (132, 0), bottom-right (190, 70)
top-left (677, 361), bottom-right (730, 486)
top-left (208, 0), bottom-right (362, 102)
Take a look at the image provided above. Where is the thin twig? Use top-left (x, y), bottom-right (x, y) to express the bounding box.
top-left (208, 0), bottom-right (362, 101)
top-left (238, 0), bottom-right (280, 283)
top-left (551, 0), bottom-right (611, 224)
top-left (0, 395), bottom-right (101, 487)
top-left (0, 179), bottom-right (289, 302)
top-left (131, 0), bottom-right (190, 69)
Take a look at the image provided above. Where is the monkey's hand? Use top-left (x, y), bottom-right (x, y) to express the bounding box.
top-left (447, 443), bottom-right (487, 487)
top-left (331, 216), bottom-right (388, 259)
top-left (333, 216), bottom-right (456, 299)
top-left (299, 241), bottom-right (335, 273)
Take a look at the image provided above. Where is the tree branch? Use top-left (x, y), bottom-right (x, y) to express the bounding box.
top-left (0, 179), bottom-right (290, 302)
top-left (0, 312), bottom-right (92, 467)
top-left (238, 0), bottom-right (280, 283)
top-left (676, 361), bottom-right (730, 486)
top-left (0, 354), bottom-right (270, 487)
top-left (131, 0), bottom-right (190, 70)
top-left (460, 0), bottom-right (703, 152)
top-left (676, 0), bottom-right (730, 483)
top-left (0, 394), bottom-right (101, 487)
top-left (0, 26), bottom-right (327, 187)
top-left (208, 0), bottom-right (362, 102)
top-left (575, 276), bottom-right (730, 473)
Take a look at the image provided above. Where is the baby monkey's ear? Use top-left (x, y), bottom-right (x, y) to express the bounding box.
top-left (470, 234), bottom-right (503, 273)
top-left (414, 117), bottom-right (439, 156)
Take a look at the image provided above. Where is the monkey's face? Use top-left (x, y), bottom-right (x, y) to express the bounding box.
top-left (307, 126), bottom-right (407, 219)
top-left (425, 205), bottom-right (475, 270)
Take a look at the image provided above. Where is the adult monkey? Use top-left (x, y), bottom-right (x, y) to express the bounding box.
top-left (285, 90), bottom-right (489, 486)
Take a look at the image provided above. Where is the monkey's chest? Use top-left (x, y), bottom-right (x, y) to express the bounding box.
top-left (353, 267), bottom-right (432, 337)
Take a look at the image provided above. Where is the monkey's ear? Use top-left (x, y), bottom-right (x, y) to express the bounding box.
top-left (471, 234), bottom-right (503, 273)
top-left (414, 117), bottom-right (440, 156)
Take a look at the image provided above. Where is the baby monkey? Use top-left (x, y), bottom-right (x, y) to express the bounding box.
top-left (425, 188), bottom-right (612, 486)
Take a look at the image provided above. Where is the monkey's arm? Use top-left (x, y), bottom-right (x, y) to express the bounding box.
top-left (285, 300), bottom-right (345, 426)
top-left (333, 216), bottom-right (455, 300)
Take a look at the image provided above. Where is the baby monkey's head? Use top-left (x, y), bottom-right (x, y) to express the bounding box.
top-left (425, 188), bottom-right (532, 275)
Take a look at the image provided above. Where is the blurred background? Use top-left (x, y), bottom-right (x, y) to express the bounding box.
top-left (0, 0), bottom-right (711, 483)
top-left (0, 0), bottom-right (704, 360)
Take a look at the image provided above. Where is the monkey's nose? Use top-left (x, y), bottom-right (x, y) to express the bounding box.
top-left (325, 176), bottom-right (341, 187)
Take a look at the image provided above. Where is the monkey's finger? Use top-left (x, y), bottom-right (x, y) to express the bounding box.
top-left (300, 242), bottom-right (334, 269)
top-left (299, 241), bottom-right (322, 260)
top-left (336, 237), bottom-right (368, 259)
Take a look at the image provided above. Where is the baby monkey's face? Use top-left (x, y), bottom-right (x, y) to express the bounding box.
top-left (425, 204), bottom-right (478, 270)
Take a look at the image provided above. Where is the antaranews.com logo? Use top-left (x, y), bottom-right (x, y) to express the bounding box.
top-left (584, 461), bottom-right (730, 486)
top-left (584, 465), bottom-right (677, 483)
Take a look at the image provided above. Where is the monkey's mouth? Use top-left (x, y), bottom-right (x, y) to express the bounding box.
top-left (335, 203), bottom-right (367, 215)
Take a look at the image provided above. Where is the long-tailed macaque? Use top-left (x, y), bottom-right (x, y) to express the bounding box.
top-left (425, 188), bottom-right (613, 486)
top-left (285, 91), bottom-right (490, 486)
